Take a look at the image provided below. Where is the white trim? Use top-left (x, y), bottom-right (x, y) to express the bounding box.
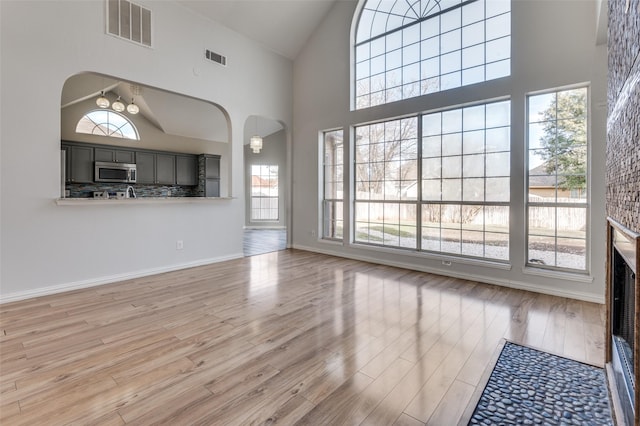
top-left (292, 244), bottom-right (604, 304)
top-left (0, 253), bottom-right (243, 304)
top-left (243, 225), bottom-right (286, 230)
top-left (522, 266), bottom-right (593, 283)
top-left (346, 240), bottom-right (513, 270)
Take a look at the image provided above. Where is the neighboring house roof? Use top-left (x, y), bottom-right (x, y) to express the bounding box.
top-left (529, 163), bottom-right (556, 188)
top-left (252, 175), bottom-right (278, 188)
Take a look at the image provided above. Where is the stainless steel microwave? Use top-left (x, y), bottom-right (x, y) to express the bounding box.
top-left (95, 161), bottom-right (137, 183)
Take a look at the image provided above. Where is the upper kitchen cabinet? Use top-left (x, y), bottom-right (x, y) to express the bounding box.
top-left (136, 151), bottom-right (176, 185)
top-left (176, 155), bottom-right (198, 186)
top-left (156, 154), bottom-right (175, 185)
top-left (198, 154), bottom-right (221, 197)
top-left (136, 152), bottom-right (155, 184)
top-left (94, 147), bottom-right (135, 164)
top-left (62, 143), bottom-right (94, 183)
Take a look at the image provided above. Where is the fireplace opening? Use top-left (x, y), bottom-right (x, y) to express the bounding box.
top-left (609, 219), bottom-right (639, 426)
top-left (612, 247), bottom-right (636, 423)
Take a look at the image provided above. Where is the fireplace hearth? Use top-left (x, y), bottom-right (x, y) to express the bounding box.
top-left (607, 218), bottom-right (640, 425)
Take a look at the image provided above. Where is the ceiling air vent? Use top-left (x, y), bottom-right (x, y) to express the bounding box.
top-left (106, 0), bottom-right (152, 47)
top-left (205, 49), bottom-right (227, 66)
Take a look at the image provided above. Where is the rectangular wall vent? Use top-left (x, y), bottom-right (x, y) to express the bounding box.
top-left (205, 49), bottom-right (227, 66)
top-left (106, 0), bottom-right (152, 47)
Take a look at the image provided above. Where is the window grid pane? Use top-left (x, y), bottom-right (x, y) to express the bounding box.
top-left (76, 110), bottom-right (139, 140)
top-left (355, 0), bottom-right (511, 109)
top-left (251, 164), bottom-right (279, 221)
top-left (355, 118), bottom-right (418, 249)
top-left (526, 87), bottom-right (588, 272)
top-left (419, 99), bottom-right (510, 261)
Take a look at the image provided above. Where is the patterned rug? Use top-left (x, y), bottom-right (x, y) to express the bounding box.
top-left (467, 342), bottom-right (613, 425)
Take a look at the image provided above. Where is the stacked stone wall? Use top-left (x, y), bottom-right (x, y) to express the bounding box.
top-left (607, 1), bottom-right (640, 232)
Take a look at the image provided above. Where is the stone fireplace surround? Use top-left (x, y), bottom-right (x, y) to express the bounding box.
top-left (606, 1), bottom-right (640, 424)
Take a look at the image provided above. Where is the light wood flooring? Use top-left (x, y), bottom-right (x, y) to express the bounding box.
top-left (0, 249), bottom-right (606, 425)
top-left (243, 229), bottom-right (287, 257)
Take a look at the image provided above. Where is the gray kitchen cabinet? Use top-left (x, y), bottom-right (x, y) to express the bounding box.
top-left (94, 147), bottom-right (135, 164)
top-left (203, 154), bottom-right (221, 197)
top-left (61, 145), bottom-right (70, 182)
top-left (205, 179), bottom-right (220, 197)
top-left (135, 152), bottom-right (155, 184)
top-left (64, 144), bottom-right (94, 183)
top-left (156, 154), bottom-right (175, 185)
top-left (205, 155), bottom-right (220, 178)
top-left (176, 155), bottom-right (198, 186)
top-left (136, 152), bottom-right (175, 184)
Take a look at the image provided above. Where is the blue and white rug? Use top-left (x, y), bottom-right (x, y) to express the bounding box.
top-left (468, 342), bottom-right (613, 425)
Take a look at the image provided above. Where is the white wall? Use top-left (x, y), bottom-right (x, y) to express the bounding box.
top-left (0, 0), bottom-right (293, 301)
top-left (292, 1), bottom-right (608, 302)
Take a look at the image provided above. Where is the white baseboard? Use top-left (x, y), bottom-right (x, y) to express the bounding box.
top-left (243, 226), bottom-right (287, 230)
top-left (292, 244), bottom-right (605, 304)
top-left (0, 253), bottom-right (244, 304)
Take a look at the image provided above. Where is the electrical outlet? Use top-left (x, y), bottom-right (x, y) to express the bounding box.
top-left (176, 240), bottom-right (184, 250)
top-left (442, 260), bottom-right (452, 266)
top-left (311, 230), bottom-right (316, 237)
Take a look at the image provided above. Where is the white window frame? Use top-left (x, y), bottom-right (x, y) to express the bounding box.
top-left (525, 85), bottom-right (590, 274)
top-left (250, 164), bottom-right (279, 222)
top-left (322, 129), bottom-right (344, 240)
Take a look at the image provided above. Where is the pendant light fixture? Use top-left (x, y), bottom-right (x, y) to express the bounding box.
top-left (127, 84), bottom-right (141, 115)
top-left (250, 116), bottom-right (263, 153)
top-left (96, 91), bottom-right (110, 108)
top-left (127, 98), bottom-right (139, 115)
top-left (112, 96), bottom-right (125, 112)
top-left (250, 135), bottom-right (263, 153)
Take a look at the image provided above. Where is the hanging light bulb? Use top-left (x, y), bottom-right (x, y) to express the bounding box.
top-left (112, 96), bottom-right (125, 112)
top-left (127, 98), bottom-right (139, 114)
top-left (96, 91), bottom-right (110, 108)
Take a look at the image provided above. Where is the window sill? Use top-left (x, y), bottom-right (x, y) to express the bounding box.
top-left (350, 242), bottom-right (512, 270)
top-left (522, 266), bottom-right (593, 283)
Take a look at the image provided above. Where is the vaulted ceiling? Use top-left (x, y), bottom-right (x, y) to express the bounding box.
top-left (176, 0), bottom-right (345, 59)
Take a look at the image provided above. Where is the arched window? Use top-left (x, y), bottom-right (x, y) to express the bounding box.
top-left (354, 0), bottom-right (511, 109)
top-left (76, 110), bottom-right (139, 140)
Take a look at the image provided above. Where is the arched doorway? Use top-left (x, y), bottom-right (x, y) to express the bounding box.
top-left (243, 116), bottom-right (288, 256)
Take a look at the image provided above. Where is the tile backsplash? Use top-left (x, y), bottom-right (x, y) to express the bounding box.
top-left (66, 183), bottom-right (198, 198)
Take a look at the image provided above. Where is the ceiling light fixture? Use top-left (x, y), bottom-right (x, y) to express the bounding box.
top-left (127, 98), bottom-right (139, 115)
top-left (250, 116), bottom-right (262, 153)
top-left (96, 91), bottom-right (110, 108)
top-left (250, 135), bottom-right (263, 153)
top-left (112, 96), bottom-right (125, 112)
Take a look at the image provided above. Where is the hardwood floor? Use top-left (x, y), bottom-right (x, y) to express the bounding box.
top-left (243, 229), bottom-right (287, 257)
top-left (0, 249), bottom-right (605, 425)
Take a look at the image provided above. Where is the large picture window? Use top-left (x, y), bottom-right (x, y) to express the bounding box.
top-left (354, 0), bottom-right (511, 109)
top-left (355, 117), bottom-right (419, 248)
top-left (353, 99), bottom-right (510, 261)
top-left (422, 100), bottom-right (510, 259)
top-left (251, 165), bottom-right (279, 221)
top-left (322, 130), bottom-right (344, 240)
top-left (526, 87), bottom-right (588, 272)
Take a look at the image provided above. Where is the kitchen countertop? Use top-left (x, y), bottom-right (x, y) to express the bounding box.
top-left (56, 197), bottom-right (234, 205)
